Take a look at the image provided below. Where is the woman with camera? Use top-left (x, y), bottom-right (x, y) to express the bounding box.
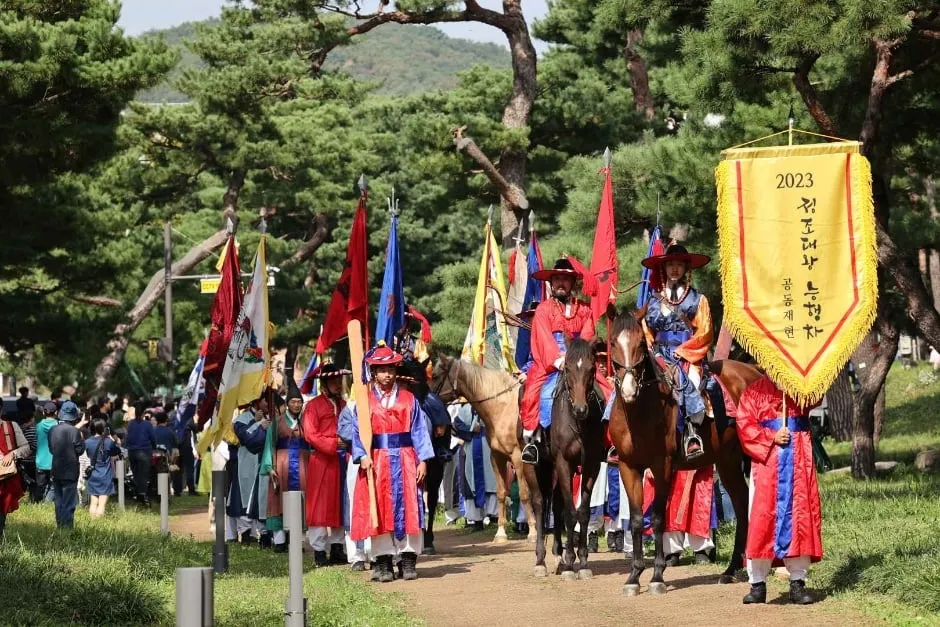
top-left (84, 419), bottom-right (122, 518)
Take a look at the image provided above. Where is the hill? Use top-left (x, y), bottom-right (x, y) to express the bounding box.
top-left (136, 20), bottom-right (510, 102)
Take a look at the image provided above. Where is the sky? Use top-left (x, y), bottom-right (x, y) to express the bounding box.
top-left (117, 0), bottom-right (551, 50)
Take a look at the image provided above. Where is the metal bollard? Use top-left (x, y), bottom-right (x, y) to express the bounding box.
top-left (212, 470), bottom-right (228, 573)
top-left (175, 567), bottom-right (214, 627)
top-left (116, 459), bottom-right (125, 512)
top-left (283, 490), bottom-right (307, 627)
top-left (158, 472), bottom-right (170, 536)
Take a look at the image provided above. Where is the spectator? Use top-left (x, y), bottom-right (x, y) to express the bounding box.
top-left (180, 414), bottom-right (198, 496)
top-left (16, 408), bottom-right (37, 497)
top-left (85, 419), bottom-right (121, 518)
top-left (0, 403), bottom-right (29, 539)
top-left (126, 407), bottom-right (156, 507)
top-left (16, 387), bottom-right (36, 423)
top-left (48, 401), bottom-right (85, 528)
top-left (34, 402), bottom-right (59, 502)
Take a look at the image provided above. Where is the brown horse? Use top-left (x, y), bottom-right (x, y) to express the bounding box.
top-left (520, 338), bottom-right (606, 580)
top-left (607, 310), bottom-right (761, 596)
top-left (431, 356), bottom-right (537, 543)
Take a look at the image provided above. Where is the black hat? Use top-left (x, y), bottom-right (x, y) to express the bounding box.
top-left (531, 258), bottom-right (582, 281)
top-left (286, 376), bottom-right (303, 402)
top-left (315, 363), bottom-right (352, 379)
top-left (641, 243), bottom-right (710, 270)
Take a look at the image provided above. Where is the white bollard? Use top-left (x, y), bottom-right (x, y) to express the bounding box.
top-left (175, 566), bottom-right (214, 626)
top-left (158, 472), bottom-right (170, 536)
top-left (116, 458), bottom-right (125, 512)
top-left (283, 490), bottom-right (307, 627)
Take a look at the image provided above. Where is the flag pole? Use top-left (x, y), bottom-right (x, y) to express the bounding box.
top-left (358, 173), bottom-right (371, 350)
top-left (603, 148), bottom-right (614, 376)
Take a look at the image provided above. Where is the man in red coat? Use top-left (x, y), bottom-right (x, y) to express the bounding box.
top-left (303, 363), bottom-right (352, 567)
top-left (350, 344), bottom-right (435, 582)
top-left (521, 258), bottom-right (595, 464)
top-left (737, 375), bottom-right (822, 605)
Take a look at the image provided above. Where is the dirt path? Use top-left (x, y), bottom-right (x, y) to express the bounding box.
top-left (381, 528), bottom-right (871, 627)
top-left (169, 506), bottom-right (215, 541)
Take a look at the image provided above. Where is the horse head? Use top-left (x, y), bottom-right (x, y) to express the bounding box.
top-left (609, 308), bottom-right (649, 404)
top-left (563, 338), bottom-right (596, 421)
top-left (430, 354), bottom-right (460, 403)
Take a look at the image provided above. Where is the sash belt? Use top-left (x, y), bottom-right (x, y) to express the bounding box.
top-left (372, 432), bottom-right (413, 450)
top-left (759, 417), bottom-right (810, 432)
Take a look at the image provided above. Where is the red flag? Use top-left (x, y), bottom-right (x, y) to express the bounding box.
top-left (315, 195), bottom-right (369, 354)
top-left (589, 166), bottom-right (618, 322)
top-left (196, 237), bottom-right (242, 427)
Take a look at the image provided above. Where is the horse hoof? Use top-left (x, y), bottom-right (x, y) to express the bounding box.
top-left (527, 533), bottom-right (538, 544)
top-left (493, 535), bottom-right (509, 545)
top-left (623, 584), bottom-right (640, 597)
top-left (648, 582), bottom-right (667, 596)
top-left (534, 565), bottom-right (548, 578)
top-left (561, 570), bottom-right (578, 582)
top-left (578, 569), bottom-right (593, 580)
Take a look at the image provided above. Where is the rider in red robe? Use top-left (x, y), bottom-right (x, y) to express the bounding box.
top-left (350, 344), bottom-right (435, 582)
top-left (521, 258), bottom-right (595, 464)
top-left (737, 375), bottom-right (822, 605)
top-left (303, 363), bottom-right (352, 567)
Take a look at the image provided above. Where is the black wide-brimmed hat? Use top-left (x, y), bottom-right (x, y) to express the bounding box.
top-left (531, 258), bottom-right (582, 281)
top-left (641, 243), bottom-right (710, 271)
top-left (313, 363), bottom-right (352, 379)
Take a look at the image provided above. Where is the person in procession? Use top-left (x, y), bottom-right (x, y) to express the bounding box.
top-left (640, 243), bottom-right (717, 460)
top-left (261, 378), bottom-right (310, 552)
top-left (452, 403), bottom-right (498, 530)
top-left (230, 394), bottom-right (271, 545)
top-left (0, 403), bottom-right (30, 539)
top-left (736, 375), bottom-right (822, 605)
top-left (348, 343), bottom-right (435, 583)
top-left (337, 400), bottom-right (372, 572)
top-left (303, 364), bottom-right (352, 567)
top-left (520, 258), bottom-right (596, 464)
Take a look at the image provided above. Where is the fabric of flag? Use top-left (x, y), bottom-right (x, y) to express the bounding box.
top-left (590, 164), bottom-right (618, 322)
top-left (197, 236), bottom-right (242, 427)
top-left (506, 232), bottom-right (528, 347)
top-left (300, 351), bottom-right (320, 396)
top-left (636, 226), bottom-right (664, 308)
top-left (514, 230), bottom-right (545, 367)
top-left (178, 339), bottom-right (208, 426)
top-left (315, 196), bottom-right (369, 354)
top-left (375, 213), bottom-right (405, 347)
top-left (199, 237), bottom-right (271, 452)
top-left (461, 218), bottom-right (517, 372)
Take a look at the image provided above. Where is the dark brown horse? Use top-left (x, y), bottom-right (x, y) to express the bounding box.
top-left (521, 338), bottom-right (606, 580)
top-left (607, 311), bottom-right (761, 595)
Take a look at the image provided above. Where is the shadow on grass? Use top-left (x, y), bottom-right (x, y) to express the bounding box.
top-left (827, 552), bottom-right (885, 595)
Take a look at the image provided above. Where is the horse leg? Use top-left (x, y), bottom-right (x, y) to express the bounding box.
top-left (716, 439), bottom-right (749, 583)
top-left (424, 458), bottom-right (444, 554)
top-left (577, 464), bottom-right (599, 580)
top-left (521, 461), bottom-right (547, 577)
top-left (490, 450), bottom-right (510, 544)
top-left (648, 457), bottom-right (671, 595)
top-left (553, 463), bottom-right (577, 578)
top-left (511, 445), bottom-right (538, 542)
top-left (551, 479), bottom-right (565, 572)
top-left (619, 464), bottom-right (646, 596)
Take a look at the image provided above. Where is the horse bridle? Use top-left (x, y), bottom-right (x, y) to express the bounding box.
top-left (609, 340), bottom-right (659, 394)
top-left (432, 359), bottom-right (520, 405)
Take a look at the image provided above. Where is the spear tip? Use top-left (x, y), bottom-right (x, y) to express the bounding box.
top-left (604, 146), bottom-right (612, 168)
top-left (358, 173), bottom-right (368, 194)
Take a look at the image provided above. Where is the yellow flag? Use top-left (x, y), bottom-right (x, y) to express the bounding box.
top-left (715, 141), bottom-right (877, 405)
top-left (199, 237), bottom-right (270, 452)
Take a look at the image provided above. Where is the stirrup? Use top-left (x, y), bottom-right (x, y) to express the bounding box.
top-left (684, 432), bottom-right (704, 460)
top-left (522, 442), bottom-right (539, 465)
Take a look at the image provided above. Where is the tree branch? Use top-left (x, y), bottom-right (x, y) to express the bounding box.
top-left (792, 53), bottom-right (839, 136)
top-left (70, 294), bottom-right (123, 308)
top-left (451, 126), bottom-right (529, 211)
top-left (279, 213), bottom-right (330, 271)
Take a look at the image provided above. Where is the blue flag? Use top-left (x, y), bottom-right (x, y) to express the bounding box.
top-left (514, 232), bottom-right (545, 369)
top-left (636, 226), bottom-right (663, 308)
top-left (376, 213), bottom-right (405, 346)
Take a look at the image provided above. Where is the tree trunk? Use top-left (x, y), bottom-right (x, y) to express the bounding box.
top-left (873, 383), bottom-right (886, 446)
top-left (624, 29), bottom-right (655, 120)
top-left (825, 367), bottom-right (854, 441)
top-left (927, 176), bottom-right (940, 310)
top-left (850, 310), bottom-right (898, 479)
top-left (496, 7), bottom-right (538, 247)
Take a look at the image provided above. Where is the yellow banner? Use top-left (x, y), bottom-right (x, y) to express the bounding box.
top-left (715, 141), bottom-right (877, 405)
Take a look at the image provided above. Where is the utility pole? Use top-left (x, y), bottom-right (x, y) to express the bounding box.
top-left (164, 220), bottom-right (174, 404)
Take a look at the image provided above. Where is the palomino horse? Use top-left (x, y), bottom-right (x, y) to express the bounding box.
top-left (607, 311), bottom-right (761, 595)
top-left (431, 356), bottom-right (537, 542)
top-left (521, 338), bottom-right (606, 580)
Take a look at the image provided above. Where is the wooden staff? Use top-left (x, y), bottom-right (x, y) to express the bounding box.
top-left (347, 319), bottom-right (379, 528)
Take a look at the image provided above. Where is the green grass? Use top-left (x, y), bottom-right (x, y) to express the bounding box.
top-left (715, 363), bottom-right (940, 626)
top-left (1, 503), bottom-right (417, 626)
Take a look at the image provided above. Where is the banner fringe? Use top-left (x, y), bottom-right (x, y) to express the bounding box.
top-left (715, 154), bottom-right (878, 407)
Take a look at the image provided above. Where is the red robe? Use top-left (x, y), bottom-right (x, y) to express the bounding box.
top-left (0, 421), bottom-right (24, 515)
top-left (351, 386), bottom-right (434, 541)
top-left (736, 376), bottom-right (823, 564)
top-left (303, 394), bottom-right (345, 528)
top-left (640, 467), bottom-right (714, 537)
top-left (521, 298), bottom-right (595, 430)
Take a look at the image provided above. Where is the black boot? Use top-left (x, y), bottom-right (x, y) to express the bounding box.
top-left (743, 582), bottom-right (767, 604)
top-left (259, 532), bottom-right (273, 549)
top-left (369, 561), bottom-right (380, 581)
top-left (789, 579), bottom-right (815, 604)
top-left (606, 531), bottom-right (617, 552)
top-left (401, 551), bottom-right (418, 581)
top-left (587, 531), bottom-right (599, 553)
top-left (240, 531), bottom-right (257, 545)
top-left (314, 550), bottom-right (328, 567)
top-left (329, 543), bottom-right (346, 565)
top-left (376, 556), bottom-right (394, 583)
top-left (665, 552), bottom-right (681, 567)
top-left (273, 542), bottom-right (288, 553)
top-left (614, 530), bottom-right (625, 553)
top-left (694, 550), bottom-right (713, 564)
